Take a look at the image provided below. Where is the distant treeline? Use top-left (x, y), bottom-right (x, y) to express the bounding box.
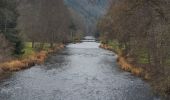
top-left (98, 0), bottom-right (170, 95)
top-left (0, 0), bottom-right (85, 61)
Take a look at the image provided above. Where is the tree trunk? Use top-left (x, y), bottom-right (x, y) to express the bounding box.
top-left (50, 43), bottom-right (54, 48)
top-left (32, 41), bottom-right (35, 48)
top-left (4, 18), bottom-right (7, 33)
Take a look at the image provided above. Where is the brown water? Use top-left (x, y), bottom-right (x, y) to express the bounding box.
top-left (0, 37), bottom-right (161, 100)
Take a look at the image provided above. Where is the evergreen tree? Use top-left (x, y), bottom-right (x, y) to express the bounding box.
top-left (0, 0), bottom-right (24, 55)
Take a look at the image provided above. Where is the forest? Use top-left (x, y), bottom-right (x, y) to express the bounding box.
top-left (0, 0), bottom-right (84, 67)
top-left (98, 0), bottom-right (170, 95)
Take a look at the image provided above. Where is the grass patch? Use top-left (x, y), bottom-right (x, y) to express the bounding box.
top-left (118, 57), bottom-right (144, 77)
top-left (22, 42), bottom-right (35, 58)
top-left (22, 42), bottom-right (52, 58)
top-left (101, 41), bottom-right (170, 96)
top-left (136, 50), bottom-right (149, 64)
top-left (108, 41), bottom-right (120, 51)
top-left (0, 42), bottom-right (65, 72)
top-left (100, 40), bottom-right (122, 55)
top-left (100, 41), bottom-right (149, 79)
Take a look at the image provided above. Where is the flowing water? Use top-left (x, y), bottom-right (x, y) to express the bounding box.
top-left (0, 36), bottom-right (160, 100)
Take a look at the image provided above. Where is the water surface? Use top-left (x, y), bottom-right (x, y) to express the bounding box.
top-left (0, 37), bottom-right (160, 100)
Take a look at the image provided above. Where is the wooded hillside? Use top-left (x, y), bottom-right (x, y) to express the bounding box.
top-left (98, 0), bottom-right (170, 95)
top-left (0, 0), bottom-right (84, 62)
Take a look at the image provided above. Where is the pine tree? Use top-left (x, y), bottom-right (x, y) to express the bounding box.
top-left (0, 0), bottom-right (24, 55)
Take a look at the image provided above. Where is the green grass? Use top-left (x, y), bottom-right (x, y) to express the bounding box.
top-left (109, 40), bottom-right (125, 55)
top-left (108, 41), bottom-right (119, 49)
top-left (108, 40), bottom-right (121, 53)
top-left (23, 42), bottom-right (52, 57)
top-left (138, 57), bottom-right (149, 64)
top-left (25, 42), bottom-right (32, 48)
top-left (137, 50), bottom-right (149, 64)
top-left (107, 40), bottom-right (150, 64)
top-left (41, 43), bottom-right (51, 51)
top-left (22, 42), bottom-right (35, 57)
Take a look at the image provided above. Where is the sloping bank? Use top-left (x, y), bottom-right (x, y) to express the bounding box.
top-left (100, 44), bottom-right (147, 78)
top-left (0, 44), bottom-right (65, 73)
top-left (100, 43), bottom-right (170, 98)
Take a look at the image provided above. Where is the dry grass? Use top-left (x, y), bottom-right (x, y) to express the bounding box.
top-left (36, 51), bottom-right (48, 64)
top-left (118, 57), bottom-right (144, 77)
top-left (100, 44), bottom-right (113, 51)
top-left (100, 43), bottom-right (149, 79)
top-left (101, 43), bottom-right (170, 96)
top-left (0, 60), bottom-right (25, 71)
top-left (100, 43), bottom-right (122, 55)
top-left (0, 51), bottom-right (47, 71)
top-left (0, 44), bottom-right (65, 72)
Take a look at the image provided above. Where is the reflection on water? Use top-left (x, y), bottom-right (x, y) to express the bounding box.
top-left (0, 36), bottom-right (162, 100)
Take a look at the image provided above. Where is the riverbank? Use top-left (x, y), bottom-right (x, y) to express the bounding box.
top-left (100, 43), bottom-right (170, 98)
top-left (100, 44), bottom-right (147, 78)
top-left (0, 43), bottom-right (65, 72)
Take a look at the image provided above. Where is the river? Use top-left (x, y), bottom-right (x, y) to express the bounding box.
top-left (0, 36), bottom-right (160, 100)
